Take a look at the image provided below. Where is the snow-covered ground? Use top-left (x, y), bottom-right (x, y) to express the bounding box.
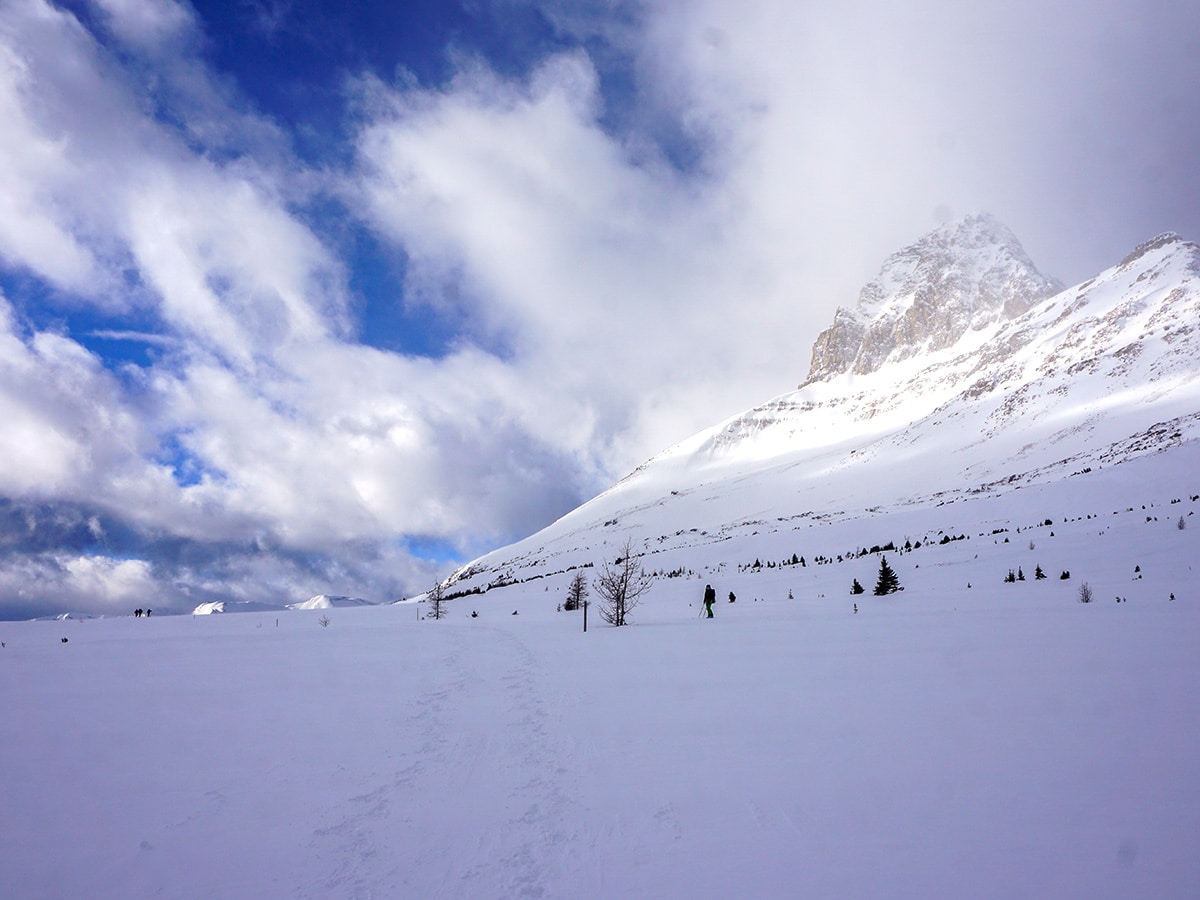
top-left (4, 452), bottom-right (1199, 898)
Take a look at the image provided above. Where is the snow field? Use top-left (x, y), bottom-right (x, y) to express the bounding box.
top-left (3, 495), bottom-right (1199, 900)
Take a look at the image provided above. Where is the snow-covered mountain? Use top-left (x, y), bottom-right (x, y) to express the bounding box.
top-left (805, 212), bottom-right (1063, 382)
top-left (445, 217), bottom-right (1200, 599)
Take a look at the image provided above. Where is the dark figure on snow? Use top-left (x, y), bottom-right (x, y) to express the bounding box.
top-left (703, 584), bottom-right (716, 618)
top-left (134, 608), bottom-right (142, 618)
top-left (728, 591), bottom-right (736, 603)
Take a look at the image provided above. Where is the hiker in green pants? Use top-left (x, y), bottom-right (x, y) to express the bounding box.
top-left (703, 584), bottom-right (716, 618)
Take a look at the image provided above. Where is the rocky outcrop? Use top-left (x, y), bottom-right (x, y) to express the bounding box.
top-left (804, 213), bottom-right (1061, 384)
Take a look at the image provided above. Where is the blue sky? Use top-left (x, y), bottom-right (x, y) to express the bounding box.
top-left (1, 0), bottom-right (1198, 618)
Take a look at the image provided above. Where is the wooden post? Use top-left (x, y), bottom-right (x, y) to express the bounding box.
top-left (583, 600), bottom-right (588, 632)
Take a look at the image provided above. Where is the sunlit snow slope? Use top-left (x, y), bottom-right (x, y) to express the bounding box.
top-left (446, 220), bottom-right (1200, 599)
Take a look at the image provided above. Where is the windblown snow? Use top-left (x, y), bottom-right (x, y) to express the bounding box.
top-left (3, 216), bottom-right (1199, 898)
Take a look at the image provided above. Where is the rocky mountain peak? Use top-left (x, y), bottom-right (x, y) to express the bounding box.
top-left (804, 213), bottom-right (1062, 384)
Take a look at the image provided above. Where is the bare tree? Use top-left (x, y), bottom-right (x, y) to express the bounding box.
top-left (564, 569), bottom-right (588, 611)
top-left (427, 580), bottom-right (448, 619)
top-left (594, 539), bottom-right (653, 626)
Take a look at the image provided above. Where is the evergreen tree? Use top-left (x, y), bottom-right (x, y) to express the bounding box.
top-left (873, 556), bottom-right (900, 595)
top-left (564, 570), bottom-right (588, 611)
top-left (851, 578), bottom-right (865, 595)
top-left (1034, 564), bottom-right (1046, 580)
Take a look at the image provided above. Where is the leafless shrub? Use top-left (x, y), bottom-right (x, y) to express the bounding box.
top-left (595, 538), bottom-right (653, 627)
top-left (427, 580), bottom-right (448, 620)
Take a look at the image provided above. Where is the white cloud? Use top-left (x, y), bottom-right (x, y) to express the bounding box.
top-left (355, 50), bottom-right (801, 472)
top-left (0, 296), bottom-right (150, 497)
top-left (0, 38), bottom-right (105, 293)
top-left (88, 0), bottom-right (195, 51)
top-left (123, 163), bottom-right (345, 364)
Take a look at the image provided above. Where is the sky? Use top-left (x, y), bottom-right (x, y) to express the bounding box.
top-left (0, 0), bottom-right (1198, 618)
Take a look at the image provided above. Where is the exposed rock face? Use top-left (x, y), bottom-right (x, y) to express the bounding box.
top-left (804, 213), bottom-right (1062, 384)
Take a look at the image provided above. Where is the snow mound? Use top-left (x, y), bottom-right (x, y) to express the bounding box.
top-left (287, 595), bottom-right (372, 610)
top-left (192, 602), bottom-right (225, 615)
top-left (191, 600), bottom-right (285, 615)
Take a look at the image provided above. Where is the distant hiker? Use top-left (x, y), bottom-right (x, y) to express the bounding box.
top-left (145, 609), bottom-right (152, 616)
top-left (853, 603), bottom-right (858, 614)
top-left (471, 610), bottom-right (479, 617)
top-left (728, 591), bottom-right (736, 603)
top-left (134, 608), bottom-right (142, 618)
top-left (703, 584), bottom-right (716, 618)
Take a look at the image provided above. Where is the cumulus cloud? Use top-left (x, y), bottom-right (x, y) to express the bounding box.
top-left (0, 296), bottom-right (150, 495)
top-left (354, 50), bottom-right (799, 464)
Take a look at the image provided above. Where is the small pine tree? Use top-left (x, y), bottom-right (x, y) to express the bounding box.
top-left (1034, 564), bottom-right (1046, 580)
top-left (873, 556), bottom-right (900, 595)
top-left (1017, 567), bottom-right (1026, 582)
top-left (1005, 569), bottom-right (1016, 583)
top-left (851, 578), bottom-right (865, 595)
top-left (564, 570), bottom-right (588, 611)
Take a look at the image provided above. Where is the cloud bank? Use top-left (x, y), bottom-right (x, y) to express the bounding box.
top-left (0, 0), bottom-right (1197, 617)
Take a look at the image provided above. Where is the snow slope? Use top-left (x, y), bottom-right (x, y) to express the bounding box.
top-left (3, 474), bottom-right (1199, 897)
top-left (286, 594), bottom-right (373, 611)
top-left (443, 225), bottom-right (1200, 602)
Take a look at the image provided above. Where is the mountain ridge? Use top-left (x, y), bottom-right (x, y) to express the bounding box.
top-left (444, 218), bottom-right (1200, 599)
top-left (804, 212), bottom-right (1063, 384)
